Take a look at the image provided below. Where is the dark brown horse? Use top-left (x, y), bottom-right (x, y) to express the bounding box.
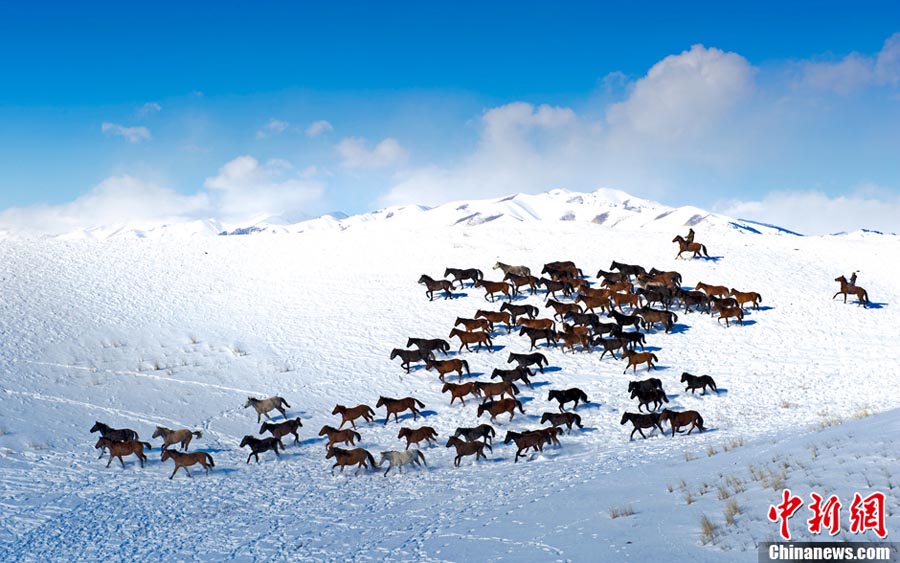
top-left (546, 299), bottom-right (581, 321)
top-left (503, 272), bottom-right (539, 296)
top-left (94, 437), bottom-right (151, 468)
top-left (424, 358), bottom-right (470, 382)
top-left (390, 348), bottom-right (434, 373)
top-left (712, 302), bottom-right (744, 327)
top-left (630, 387), bottom-right (669, 412)
top-left (240, 435), bottom-right (281, 463)
top-left (260, 417), bottom-right (303, 448)
top-left (519, 326), bottom-right (558, 350)
top-left (407, 337), bottom-right (451, 356)
top-left (507, 351), bottom-right (548, 373)
top-left (540, 412), bottom-right (584, 431)
top-left (444, 267), bottom-right (483, 289)
top-left (833, 276), bottom-right (869, 307)
top-left (659, 409), bottom-right (705, 436)
top-left (475, 309), bottom-right (513, 333)
top-left (90, 422), bottom-right (140, 457)
top-left (376, 396), bottom-right (426, 425)
top-left (490, 366), bottom-right (534, 388)
top-left (610, 260), bottom-right (646, 277)
top-left (449, 328), bottom-right (493, 353)
top-left (326, 447), bottom-right (377, 474)
top-left (474, 380), bottom-right (519, 402)
top-left (398, 426), bottom-right (439, 450)
top-left (452, 424), bottom-right (496, 446)
top-left (619, 412), bottom-right (664, 440)
top-left (593, 336), bottom-right (629, 360)
top-left (476, 398), bottom-right (525, 422)
top-left (445, 436), bottom-right (490, 467)
top-left (161, 449), bottom-right (215, 479)
top-left (318, 425), bottom-right (362, 450)
top-left (681, 372), bottom-right (718, 395)
top-left (504, 430), bottom-right (547, 462)
top-left (500, 302), bottom-right (539, 323)
top-left (637, 307), bottom-right (677, 333)
top-left (418, 274), bottom-right (453, 301)
top-left (332, 404), bottom-right (375, 429)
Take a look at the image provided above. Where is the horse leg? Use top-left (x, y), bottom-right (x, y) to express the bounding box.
top-left (384, 463), bottom-right (391, 477)
top-left (186, 467), bottom-right (193, 478)
top-left (118, 455), bottom-right (126, 469)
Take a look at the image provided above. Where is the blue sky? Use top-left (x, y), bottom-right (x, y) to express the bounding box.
top-left (1, 1), bottom-right (899, 233)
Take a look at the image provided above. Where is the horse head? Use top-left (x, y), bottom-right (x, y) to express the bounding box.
top-left (152, 426), bottom-right (165, 439)
top-left (243, 398), bottom-right (255, 408)
top-left (89, 421), bottom-right (105, 433)
top-left (239, 435), bottom-right (252, 448)
top-left (503, 431), bottom-right (517, 444)
top-left (376, 396), bottom-right (387, 408)
top-left (325, 447), bottom-right (336, 459)
top-left (161, 449), bottom-right (173, 462)
top-left (619, 413), bottom-right (630, 425)
top-left (445, 437), bottom-right (458, 448)
top-left (680, 372), bottom-right (691, 382)
top-left (94, 437), bottom-right (107, 449)
top-left (331, 405), bottom-right (343, 415)
top-left (540, 413), bottom-right (550, 424)
top-left (389, 348), bottom-right (400, 359)
top-left (397, 427), bottom-right (410, 439)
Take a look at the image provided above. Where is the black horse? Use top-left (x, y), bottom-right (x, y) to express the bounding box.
top-left (518, 326), bottom-right (558, 350)
top-left (453, 424), bottom-right (497, 447)
top-left (548, 388), bottom-right (590, 412)
top-left (407, 337), bottom-right (450, 356)
top-left (540, 412), bottom-right (584, 431)
top-left (592, 336), bottom-right (629, 360)
top-left (390, 348), bottom-right (435, 373)
top-left (607, 310), bottom-right (643, 329)
top-left (620, 412), bottom-right (665, 440)
top-left (681, 372), bottom-right (718, 395)
top-left (490, 366), bottom-right (534, 388)
top-left (444, 267), bottom-right (483, 289)
top-left (500, 302), bottom-right (539, 323)
top-left (239, 435), bottom-right (282, 463)
top-left (508, 351), bottom-right (549, 373)
top-left (616, 330), bottom-right (646, 350)
top-left (610, 260), bottom-right (646, 277)
top-left (627, 378), bottom-right (663, 394)
top-left (630, 387), bottom-right (669, 412)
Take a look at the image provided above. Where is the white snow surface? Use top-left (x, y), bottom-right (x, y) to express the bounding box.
top-left (1, 192), bottom-right (899, 562)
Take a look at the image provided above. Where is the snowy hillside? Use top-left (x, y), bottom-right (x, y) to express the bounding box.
top-left (0, 197), bottom-right (898, 562)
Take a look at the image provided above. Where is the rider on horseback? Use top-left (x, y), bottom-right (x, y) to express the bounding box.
top-left (849, 271), bottom-right (858, 289)
top-left (685, 228), bottom-right (695, 245)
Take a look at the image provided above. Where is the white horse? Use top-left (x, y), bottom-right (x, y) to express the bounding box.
top-left (379, 449), bottom-right (427, 476)
top-left (244, 396), bottom-right (291, 423)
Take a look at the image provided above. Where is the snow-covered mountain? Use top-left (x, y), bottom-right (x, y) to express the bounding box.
top-left (50, 188), bottom-right (800, 240)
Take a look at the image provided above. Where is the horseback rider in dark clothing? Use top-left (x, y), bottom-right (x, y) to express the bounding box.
top-left (686, 228), bottom-right (695, 245)
top-left (849, 271), bottom-right (858, 288)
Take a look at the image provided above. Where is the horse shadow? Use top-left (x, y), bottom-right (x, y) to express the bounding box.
top-left (735, 320), bottom-right (756, 327)
top-left (637, 345), bottom-right (663, 352)
top-left (697, 255), bottom-right (724, 262)
top-left (485, 345), bottom-right (506, 353)
top-left (575, 402), bottom-right (602, 411)
top-left (755, 305), bottom-right (775, 312)
top-left (866, 302), bottom-right (888, 310)
top-left (449, 292), bottom-right (469, 299)
top-left (668, 324), bottom-right (691, 335)
top-left (529, 381), bottom-right (551, 388)
top-left (542, 366), bottom-right (562, 373)
top-left (517, 396), bottom-right (535, 404)
top-left (301, 436), bottom-right (327, 447)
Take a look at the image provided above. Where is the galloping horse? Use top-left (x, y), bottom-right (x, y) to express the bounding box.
top-left (380, 449), bottom-right (427, 476)
top-left (672, 235), bottom-right (709, 259)
top-left (152, 426), bottom-right (203, 451)
top-left (326, 447), bottom-right (377, 474)
top-left (260, 418), bottom-right (303, 448)
top-left (833, 276), bottom-right (870, 308)
top-left (94, 437), bottom-right (151, 468)
top-left (424, 358), bottom-right (470, 382)
top-left (444, 267), bottom-right (483, 289)
top-left (445, 436), bottom-right (490, 467)
top-left (659, 409), bottom-right (706, 437)
top-left (397, 426), bottom-right (439, 450)
top-left (376, 396), bottom-right (426, 425)
top-left (331, 404), bottom-right (376, 429)
top-left (161, 449), bottom-right (215, 479)
top-left (244, 396), bottom-right (291, 423)
top-left (418, 274), bottom-right (453, 301)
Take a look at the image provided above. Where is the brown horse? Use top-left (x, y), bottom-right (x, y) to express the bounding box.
top-left (622, 349), bottom-right (659, 373)
top-left (449, 328), bottom-right (493, 353)
top-left (397, 426), bottom-right (439, 450)
top-left (376, 396), bottom-right (426, 425)
top-left (326, 447), bottom-right (377, 474)
top-left (332, 404), bottom-right (375, 429)
top-left (712, 302), bottom-right (744, 327)
top-left (659, 409), bottom-right (705, 436)
top-left (672, 235), bottom-right (709, 259)
top-left (637, 307), bottom-right (678, 333)
top-left (445, 436), bottom-right (490, 467)
top-left (601, 280), bottom-right (633, 293)
top-left (476, 398), bottom-right (525, 422)
top-left (833, 276), bottom-right (869, 307)
top-left (424, 358), bottom-right (470, 382)
top-left (503, 272), bottom-right (539, 296)
top-left (152, 426), bottom-right (203, 451)
top-left (695, 281), bottom-right (729, 298)
top-left (260, 417), bottom-right (303, 448)
top-left (475, 310), bottom-right (513, 333)
top-left (161, 449), bottom-right (215, 479)
top-left (504, 430), bottom-right (547, 462)
top-left (474, 279), bottom-right (512, 302)
top-left (441, 381), bottom-right (481, 406)
top-left (546, 299), bottom-right (581, 321)
top-left (559, 330), bottom-right (591, 353)
top-left (94, 437), bottom-right (151, 468)
top-left (474, 380), bottom-right (519, 402)
top-left (318, 425), bottom-right (362, 450)
top-left (610, 291), bottom-right (641, 312)
top-left (418, 274), bottom-right (453, 301)
top-left (516, 317), bottom-right (556, 331)
top-left (729, 288), bottom-right (762, 310)
top-left (576, 293), bottom-right (612, 314)
top-left (244, 396), bottom-right (291, 423)
top-left (454, 317), bottom-right (492, 332)
top-left (390, 348), bottom-right (434, 373)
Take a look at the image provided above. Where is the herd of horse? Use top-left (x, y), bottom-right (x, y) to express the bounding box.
top-left (86, 233), bottom-right (871, 478)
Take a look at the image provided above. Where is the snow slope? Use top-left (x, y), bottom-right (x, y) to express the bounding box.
top-left (0, 195), bottom-right (898, 562)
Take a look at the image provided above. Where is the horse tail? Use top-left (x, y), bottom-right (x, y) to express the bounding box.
top-left (701, 244), bottom-right (709, 257)
top-left (415, 399), bottom-right (426, 409)
top-left (516, 400), bottom-right (525, 413)
top-left (367, 451), bottom-right (378, 469)
top-left (696, 413), bottom-right (705, 431)
top-left (510, 382), bottom-right (520, 395)
top-left (652, 353), bottom-right (659, 362)
top-left (462, 360), bottom-right (470, 375)
top-left (710, 378), bottom-right (718, 392)
top-left (672, 312), bottom-right (679, 322)
top-left (538, 353), bottom-right (548, 366)
top-left (130, 430), bottom-right (140, 440)
top-left (280, 397), bottom-right (292, 408)
top-left (574, 413), bottom-right (583, 428)
top-left (192, 431), bottom-right (203, 438)
top-left (418, 450), bottom-right (427, 466)
top-left (863, 290), bottom-right (870, 303)
top-left (142, 441), bottom-right (153, 450)
top-left (476, 269), bottom-right (483, 281)
top-left (206, 453), bottom-right (216, 467)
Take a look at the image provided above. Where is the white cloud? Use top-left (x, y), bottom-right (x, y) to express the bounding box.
top-left (204, 155), bottom-right (323, 222)
top-left (0, 176), bottom-right (208, 234)
top-left (716, 189), bottom-right (900, 235)
top-left (796, 32), bottom-right (900, 94)
top-left (101, 122), bottom-right (152, 143)
top-left (606, 44), bottom-right (754, 141)
top-left (255, 119), bottom-right (290, 139)
top-left (305, 120), bottom-right (333, 138)
top-left (336, 137), bottom-right (408, 169)
top-left (137, 102), bottom-right (162, 116)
